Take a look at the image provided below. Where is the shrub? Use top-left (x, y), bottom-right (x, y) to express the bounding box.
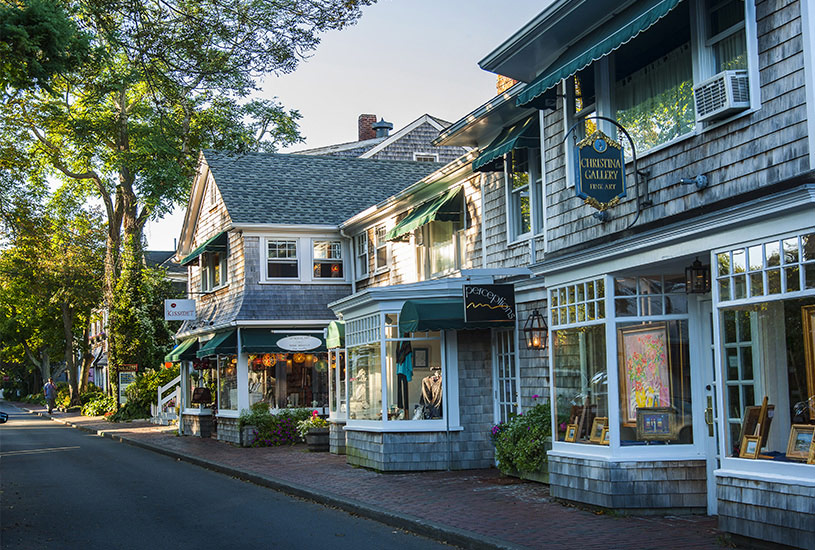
top-left (490, 400), bottom-right (553, 475)
top-left (81, 394), bottom-right (116, 416)
top-left (239, 405), bottom-right (312, 446)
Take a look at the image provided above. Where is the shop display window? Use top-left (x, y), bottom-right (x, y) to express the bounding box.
top-left (385, 314), bottom-right (443, 421)
top-left (617, 320), bottom-right (693, 445)
top-left (328, 350), bottom-right (346, 415)
top-left (187, 366), bottom-right (215, 409)
top-left (348, 343), bottom-right (381, 420)
top-left (246, 352), bottom-right (328, 410)
top-left (218, 355), bottom-right (238, 411)
top-left (552, 324), bottom-right (608, 443)
top-left (722, 297), bottom-right (815, 464)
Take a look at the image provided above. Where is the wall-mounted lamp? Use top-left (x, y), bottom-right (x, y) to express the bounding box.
top-left (678, 174), bottom-right (709, 190)
top-left (523, 309), bottom-right (549, 350)
top-left (685, 257), bottom-right (711, 294)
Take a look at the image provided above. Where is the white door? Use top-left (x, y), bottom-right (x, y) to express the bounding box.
top-left (700, 299), bottom-right (720, 515)
top-left (492, 329), bottom-right (520, 424)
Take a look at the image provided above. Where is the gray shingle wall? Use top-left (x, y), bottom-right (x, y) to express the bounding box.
top-left (717, 474), bottom-right (815, 549)
top-left (549, 455), bottom-right (707, 513)
top-left (345, 330), bottom-right (494, 471)
top-left (481, 171), bottom-right (533, 269)
top-left (515, 300), bottom-right (550, 411)
top-left (368, 122), bottom-right (468, 164)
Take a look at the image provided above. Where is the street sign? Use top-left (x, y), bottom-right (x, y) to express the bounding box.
top-left (164, 299), bottom-right (196, 321)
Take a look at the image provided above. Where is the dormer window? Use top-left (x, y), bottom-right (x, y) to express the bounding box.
top-left (267, 240), bottom-right (298, 278)
top-left (201, 251), bottom-right (227, 292)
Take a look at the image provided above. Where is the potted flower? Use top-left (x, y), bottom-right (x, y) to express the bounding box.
top-left (297, 410), bottom-right (330, 451)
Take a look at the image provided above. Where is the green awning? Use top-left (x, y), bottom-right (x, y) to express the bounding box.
top-left (516, 0), bottom-right (682, 108)
top-left (240, 329), bottom-right (327, 353)
top-left (399, 299), bottom-right (466, 333)
top-left (384, 187), bottom-right (462, 241)
top-left (196, 330), bottom-right (237, 358)
top-left (164, 338), bottom-right (199, 362)
top-left (179, 231), bottom-right (228, 266)
top-left (326, 321), bottom-right (345, 349)
top-left (472, 116), bottom-right (539, 172)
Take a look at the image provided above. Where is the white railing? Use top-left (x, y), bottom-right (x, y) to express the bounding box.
top-left (150, 375), bottom-right (181, 425)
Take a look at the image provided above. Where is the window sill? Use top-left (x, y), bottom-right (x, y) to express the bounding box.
top-left (201, 283), bottom-right (229, 295)
top-left (182, 408), bottom-right (212, 416)
top-left (258, 279), bottom-right (350, 285)
top-left (372, 267), bottom-right (390, 276)
top-left (344, 421), bottom-right (464, 433)
top-left (216, 410), bottom-right (239, 419)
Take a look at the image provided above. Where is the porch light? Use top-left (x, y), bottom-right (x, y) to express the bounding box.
top-left (523, 309), bottom-right (548, 350)
top-left (685, 257), bottom-right (711, 293)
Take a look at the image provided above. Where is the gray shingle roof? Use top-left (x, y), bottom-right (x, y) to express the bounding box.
top-left (204, 151), bottom-right (444, 225)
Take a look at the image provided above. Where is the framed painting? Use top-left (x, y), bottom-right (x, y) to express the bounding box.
top-left (739, 435), bottom-right (761, 459)
top-left (413, 347), bottom-right (428, 369)
top-left (636, 407), bottom-right (675, 441)
top-left (786, 424), bottom-right (815, 461)
top-left (589, 417), bottom-right (608, 443)
top-left (564, 424), bottom-right (579, 442)
top-left (803, 305), bottom-right (815, 418)
top-left (808, 437), bottom-right (815, 465)
top-left (736, 403), bottom-right (774, 455)
top-left (600, 426), bottom-right (610, 445)
top-left (618, 323), bottom-right (671, 426)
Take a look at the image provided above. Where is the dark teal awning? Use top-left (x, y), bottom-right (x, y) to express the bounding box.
top-left (196, 330), bottom-right (237, 358)
top-left (516, 0), bottom-right (682, 108)
top-left (240, 329), bottom-right (327, 353)
top-left (384, 187), bottom-right (462, 241)
top-left (165, 338), bottom-right (199, 362)
top-left (472, 116), bottom-right (539, 172)
top-left (399, 299), bottom-right (466, 333)
top-left (326, 321), bottom-right (345, 349)
top-left (180, 231), bottom-right (228, 266)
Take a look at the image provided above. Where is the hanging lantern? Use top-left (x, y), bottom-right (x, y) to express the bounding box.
top-left (293, 353), bottom-right (305, 363)
top-left (523, 309), bottom-right (548, 351)
top-left (685, 257), bottom-right (711, 294)
top-left (262, 353), bottom-right (276, 367)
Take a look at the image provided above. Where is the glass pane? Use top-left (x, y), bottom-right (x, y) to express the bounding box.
top-left (639, 276), bottom-right (662, 294)
top-left (559, 288), bottom-right (567, 305)
top-left (550, 291), bottom-right (559, 308)
top-left (786, 266), bottom-right (801, 292)
top-left (749, 272), bottom-right (763, 297)
top-left (726, 348), bottom-right (738, 380)
top-left (718, 278), bottom-right (731, 301)
top-left (615, 298), bottom-right (637, 317)
top-left (567, 286), bottom-right (576, 304)
top-left (732, 249), bottom-right (746, 273)
top-left (587, 281), bottom-right (595, 300)
top-left (559, 307), bottom-right (567, 325)
top-left (733, 274), bottom-right (746, 299)
top-left (639, 296), bottom-right (662, 316)
top-left (741, 347), bottom-right (753, 380)
top-left (747, 245), bottom-right (763, 271)
top-left (313, 262), bottom-right (343, 278)
top-left (577, 303), bottom-right (586, 322)
top-left (348, 343), bottom-right (382, 420)
top-left (714, 29), bottom-right (747, 72)
top-left (587, 301), bottom-right (596, 321)
top-left (568, 305), bottom-right (576, 323)
top-left (728, 385), bottom-right (741, 419)
top-left (737, 311), bottom-right (751, 341)
top-left (802, 233), bottom-right (815, 261)
top-left (267, 262), bottom-right (298, 278)
top-left (664, 274), bottom-right (686, 294)
top-left (743, 384), bottom-right (755, 409)
top-left (723, 311), bottom-right (736, 343)
top-left (615, 277), bottom-right (637, 296)
top-left (805, 264), bottom-right (815, 290)
top-left (597, 300), bottom-right (605, 318)
top-left (718, 252), bottom-right (731, 276)
top-left (782, 238), bottom-right (799, 264)
top-left (597, 279), bottom-right (605, 298)
top-left (664, 294), bottom-right (688, 314)
top-left (577, 284), bottom-right (585, 303)
top-left (765, 241), bottom-right (780, 267)
top-left (767, 268), bottom-right (781, 294)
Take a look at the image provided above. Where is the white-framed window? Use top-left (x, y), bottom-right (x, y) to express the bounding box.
top-left (374, 225), bottom-right (389, 272)
top-left (266, 239), bottom-right (298, 279)
top-left (312, 240), bottom-right (343, 279)
top-left (201, 251), bottom-right (228, 292)
top-left (413, 152), bottom-right (439, 162)
top-left (505, 147), bottom-right (542, 241)
top-left (355, 232), bottom-right (369, 280)
top-left (415, 193), bottom-right (467, 280)
top-left (563, 0), bottom-right (753, 162)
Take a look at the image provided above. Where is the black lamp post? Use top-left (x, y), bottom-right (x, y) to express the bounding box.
top-left (685, 257), bottom-right (711, 293)
top-left (523, 309), bottom-right (548, 350)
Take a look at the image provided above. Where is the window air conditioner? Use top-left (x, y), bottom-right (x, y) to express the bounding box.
top-left (693, 70), bottom-right (750, 123)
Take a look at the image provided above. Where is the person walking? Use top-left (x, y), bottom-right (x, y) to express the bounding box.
top-left (43, 377), bottom-right (57, 414)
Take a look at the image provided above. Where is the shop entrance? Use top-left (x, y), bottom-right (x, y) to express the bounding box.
top-left (700, 299), bottom-right (720, 515)
top-left (492, 329), bottom-right (519, 424)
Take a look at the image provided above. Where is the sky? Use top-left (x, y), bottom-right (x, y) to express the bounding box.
top-left (144, 0), bottom-right (548, 251)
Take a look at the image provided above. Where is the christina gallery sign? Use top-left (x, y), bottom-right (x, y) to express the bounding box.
top-left (574, 130), bottom-right (626, 211)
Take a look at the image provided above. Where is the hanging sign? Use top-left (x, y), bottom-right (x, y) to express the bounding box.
top-left (276, 335), bottom-right (322, 352)
top-left (574, 130), bottom-right (626, 211)
top-left (164, 299), bottom-right (196, 320)
top-left (463, 284), bottom-right (516, 324)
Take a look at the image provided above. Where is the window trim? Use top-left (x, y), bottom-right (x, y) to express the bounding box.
top-left (354, 232), bottom-right (370, 281)
top-left (200, 250), bottom-right (229, 293)
top-left (265, 238), bottom-right (300, 280)
top-left (373, 225), bottom-right (390, 274)
top-left (413, 152), bottom-right (439, 162)
top-left (311, 239), bottom-right (344, 280)
top-left (504, 146), bottom-right (544, 244)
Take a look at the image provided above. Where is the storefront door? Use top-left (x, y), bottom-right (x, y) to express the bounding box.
top-left (492, 329), bottom-right (519, 424)
top-left (700, 299), bottom-right (720, 515)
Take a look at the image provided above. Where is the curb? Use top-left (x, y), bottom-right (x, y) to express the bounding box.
top-left (24, 407), bottom-right (524, 550)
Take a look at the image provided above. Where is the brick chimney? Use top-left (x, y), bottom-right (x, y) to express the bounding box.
top-left (358, 114), bottom-right (377, 141)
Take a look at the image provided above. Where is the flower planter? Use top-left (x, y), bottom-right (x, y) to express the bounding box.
top-left (305, 427), bottom-right (330, 452)
top-left (240, 425), bottom-right (257, 447)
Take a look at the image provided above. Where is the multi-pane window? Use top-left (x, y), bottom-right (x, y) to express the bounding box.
top-left (507, 147), bottom-right (542, 241)
top-left (707, 0), bottom-right (747, 72)
top-left (313, 240), bottom-right (343, 279)
top-left (374, 225), bottom-right (388, 271)
top-left (613, 275), bottom-right (688, 317)
top-left (267, 240), bottom-right (298, 278)
top-left (355, 233), bottom-right (369, 279)
top-left (201, 251), bottom-right (228, 292)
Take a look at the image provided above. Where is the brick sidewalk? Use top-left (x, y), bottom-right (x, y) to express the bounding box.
top-left (13, 403), bottom-right (726, 550)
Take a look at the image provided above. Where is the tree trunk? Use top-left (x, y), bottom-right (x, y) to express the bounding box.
top-left (61, 302), bottom-right (81, 406)
top-left (79, 323), bottom-right (92, 394)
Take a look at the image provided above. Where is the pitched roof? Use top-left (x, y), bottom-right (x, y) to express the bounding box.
top-left (203, 151), bottom-right (445, 225)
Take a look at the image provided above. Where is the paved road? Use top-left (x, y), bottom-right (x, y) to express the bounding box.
top-left (0, 405), bottom-right (453, 550)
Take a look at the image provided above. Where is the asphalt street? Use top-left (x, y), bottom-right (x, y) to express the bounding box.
top-left (0, 404), bottom-right (454, 550)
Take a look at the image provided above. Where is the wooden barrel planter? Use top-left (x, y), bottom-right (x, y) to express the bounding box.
top-left (305, 427), bottom-right (330, 452)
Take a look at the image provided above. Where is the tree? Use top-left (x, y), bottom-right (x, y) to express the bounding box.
top-left (1, 0), bottom-right (373, 379)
